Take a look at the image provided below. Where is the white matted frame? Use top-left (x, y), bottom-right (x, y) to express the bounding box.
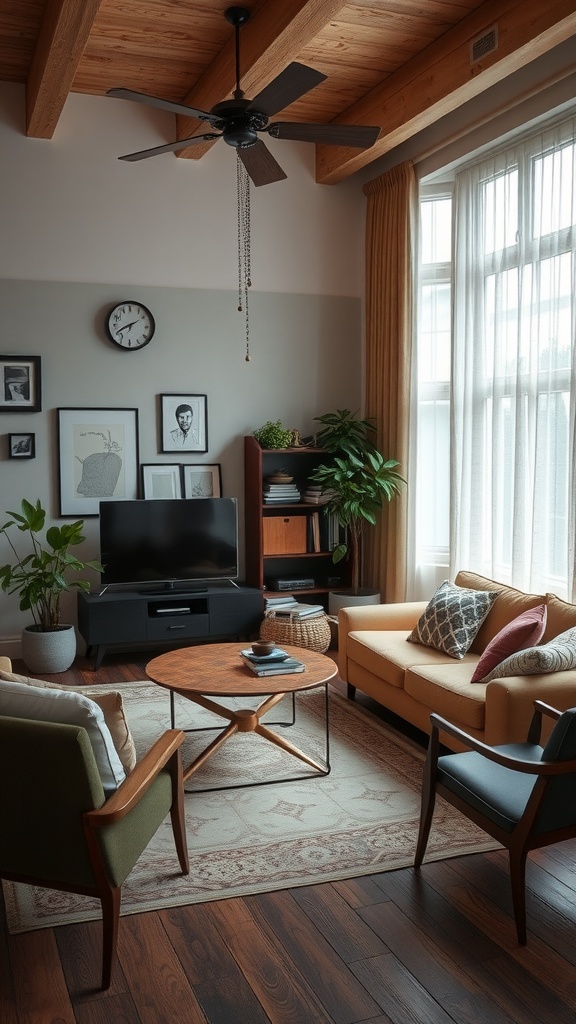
top-left (58, 407), bottom-right (139, 516)
top-left (142, 463), bottom-right (183, 499)
top-left (161, 393), bottom-right (207, 453)
top-left (182, 463), bottom-right (222, 498)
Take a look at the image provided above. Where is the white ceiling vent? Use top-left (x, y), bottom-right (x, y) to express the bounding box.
top-left (470, 25), bottom-right (498, 64)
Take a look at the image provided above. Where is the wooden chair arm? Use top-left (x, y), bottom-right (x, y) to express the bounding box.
top-left (85, 729), bottom-right (184, 827)
top-left (533, 700), bottom-right (563, 721)
top-left (430, 713), bottom-right (576, 776)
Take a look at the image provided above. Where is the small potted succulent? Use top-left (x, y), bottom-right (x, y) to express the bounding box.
top-left (0, 498), bottom-right (103, 673)
top-left (253, 421), bottom-right (294, 449)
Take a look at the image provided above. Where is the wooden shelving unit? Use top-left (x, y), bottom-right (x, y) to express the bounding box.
top-left (244, 435), bottom-right (350, 603)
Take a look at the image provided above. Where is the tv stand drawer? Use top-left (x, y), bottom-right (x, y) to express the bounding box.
top-left (146, 613), bottom-right (210, 640)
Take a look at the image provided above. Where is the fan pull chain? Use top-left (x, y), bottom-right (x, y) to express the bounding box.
top-left (236, 152), bottom-right (252, 361)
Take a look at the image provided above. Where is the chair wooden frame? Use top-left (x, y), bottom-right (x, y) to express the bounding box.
top-left (1, 727), bottom-right (189, 989)
top-left (415, 700), bottom-right (576, 944)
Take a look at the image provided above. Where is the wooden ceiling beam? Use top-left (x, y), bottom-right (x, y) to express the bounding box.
top-left (26, 0), bottom-right (103, 138)
top-left (315, 0), bottom-right (576, 184)
top-left (174, 0), bottom-right (346, 159)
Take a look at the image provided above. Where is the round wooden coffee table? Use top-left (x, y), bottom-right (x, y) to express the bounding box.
top-left (146, 642), bottom-right (338, 790)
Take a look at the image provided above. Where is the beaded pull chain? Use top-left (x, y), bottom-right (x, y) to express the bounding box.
top-left (237, 153), bottom-right (252, 361)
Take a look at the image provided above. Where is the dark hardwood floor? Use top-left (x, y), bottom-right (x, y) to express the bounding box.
top-left (3, 650), bottom-right (576, 1023)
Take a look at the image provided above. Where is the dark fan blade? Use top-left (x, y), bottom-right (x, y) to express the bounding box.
top-left (249, 63), bottom-right (326, 117)
top-left (268, 122), bottom-right (380, 148)
top-left (107, 88), bottom-right (217, 124)
top-left (119, 133), bottom-right (221, 162)
top-left (238, 140), bottom-right (287, 187)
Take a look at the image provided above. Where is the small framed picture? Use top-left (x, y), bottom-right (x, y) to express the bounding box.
top-left (142, 463), bottom-right (183, 499)
top-left (0, 356), bottom-right (41, 412)
top-left (57, 407), bottom-right (139, 516)
top-left (161, 394), bottom-right (207, 453)
top-left (182, 463), bottom-right (222, 498)
top-left (8, 432), bottom-right (35, 459)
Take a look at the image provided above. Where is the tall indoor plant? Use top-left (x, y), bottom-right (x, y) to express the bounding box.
top-left (310, 410), bottom-right (404, 603)
top-left (0, 498), bottom-right (103, 672)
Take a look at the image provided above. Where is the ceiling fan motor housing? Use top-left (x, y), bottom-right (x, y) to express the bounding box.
top-left (211, 98), bottom-right (268, 147)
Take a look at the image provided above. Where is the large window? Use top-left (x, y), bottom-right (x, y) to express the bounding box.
top-left (415, 113), bottom-right (576, 599)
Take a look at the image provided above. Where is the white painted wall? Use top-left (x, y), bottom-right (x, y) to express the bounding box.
top-left (0, 84), bottom-right (365, 650)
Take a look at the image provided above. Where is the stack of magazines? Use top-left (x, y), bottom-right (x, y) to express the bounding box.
top-left (239, 647), bottom-right (305, 676)
top-left (263, 482), bottom-right (301, 504)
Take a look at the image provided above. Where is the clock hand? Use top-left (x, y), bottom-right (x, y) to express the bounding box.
top-left (116, 319), bottom-right (141, 337)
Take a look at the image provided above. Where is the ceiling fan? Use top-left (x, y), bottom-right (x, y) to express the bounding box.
top-left (107, 5), bottom-right (380, 186)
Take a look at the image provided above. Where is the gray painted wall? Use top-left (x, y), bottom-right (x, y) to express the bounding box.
top-left (0, 85), bottom-right (364, 650)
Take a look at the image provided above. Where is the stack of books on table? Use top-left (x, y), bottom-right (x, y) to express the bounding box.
top-left (263, 482), bottom-right (301, 504)
top-left (264, 594), bottom-right (298, 612)
top-left (264, 595), bottom-right (325, 618)
top-left (239, 648), bottom-right (305, 676)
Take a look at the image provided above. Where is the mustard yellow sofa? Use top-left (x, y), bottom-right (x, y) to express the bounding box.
top-left (338, 571), bottom-right (576, 751)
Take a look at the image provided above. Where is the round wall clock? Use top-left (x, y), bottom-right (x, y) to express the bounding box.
top-left (106, 301), bottom-right (155, 350)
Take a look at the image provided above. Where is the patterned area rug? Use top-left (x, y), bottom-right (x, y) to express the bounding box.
top-left (3, 680), bottom-right (499, 933)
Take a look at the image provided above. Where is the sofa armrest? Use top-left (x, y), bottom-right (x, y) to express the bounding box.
top-left (485, 672), bottom-right (576, 746)
top-left (337, 601), bottom-right (427, 682)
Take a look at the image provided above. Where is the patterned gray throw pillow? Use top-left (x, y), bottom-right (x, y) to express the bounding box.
top-left (482, 625), bottom-right (576, 679)
top-left (407, 580), bottom-right (498, 660)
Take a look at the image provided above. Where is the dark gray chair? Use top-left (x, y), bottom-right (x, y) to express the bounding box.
top-left (414, 700), bottom-right (576, 943)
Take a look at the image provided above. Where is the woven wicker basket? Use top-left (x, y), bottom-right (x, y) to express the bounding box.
top-left (260, 610), bottom-right (331, 653)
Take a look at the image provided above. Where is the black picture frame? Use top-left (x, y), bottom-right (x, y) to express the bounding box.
top-left (8, 432), bottom-right (35, 459)
top-left (0, 355), bottom-right (41, 412)
top-left (160, 394), bottom-right (208, 453)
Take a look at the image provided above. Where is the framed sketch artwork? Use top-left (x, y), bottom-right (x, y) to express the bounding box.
top-left (8, 433), bottom-right (35, 458)
top-left (0, 356), bottom-right (41, 412)
top-left (182, 464), bottom-right (222, 498)
top-left (58, 408), bottom-right (139, 516)
top-left (142, 464), bottom-right (182, 499)
top-left (161, 394), bottom-right (207, 453)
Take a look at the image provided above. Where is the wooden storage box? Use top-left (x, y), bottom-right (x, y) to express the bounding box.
top-left (263, 516), bottom-right (307, 555)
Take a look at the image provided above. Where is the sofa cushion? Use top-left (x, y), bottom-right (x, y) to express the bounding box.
top-left (482, 626), bottom-right (576, 680)
top-left (455, 571), bottom-right (547, 653)
top-left (0, 669), bottom-right (136, 773)
top-left (347, 630), bottom-right (464, 688)
top-left (470, 603), bottom-right (547, 683)
top-left (543, 593), bottom-right (576, 644)
top-left (407, 580), bottom-right (498, 659)
top-left (0, 675), bottom-right (126, 792)
top-left (405, 664), bottom-right (487, 731)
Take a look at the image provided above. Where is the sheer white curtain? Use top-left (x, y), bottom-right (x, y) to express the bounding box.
top-left (450, 113), bottom-right (576, 599)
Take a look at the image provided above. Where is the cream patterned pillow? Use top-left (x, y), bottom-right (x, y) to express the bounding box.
top-left (408, 580), bottom-right (498, 660)
top-left (482, 626), bottom-right (576, 680)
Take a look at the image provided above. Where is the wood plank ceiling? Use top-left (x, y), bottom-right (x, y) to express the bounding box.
top-left (1, 0), bottom-right (576, 183)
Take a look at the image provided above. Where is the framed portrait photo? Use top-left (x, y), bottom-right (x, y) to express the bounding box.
top-left (182, 463), bottom-right (222, 498)
top-left (58, 407), bottom-right (139, 517)
top-left (161, 393), bottom-right (207, 453)
top-left (8, 432), bottom-right (35, 459)
top-left (0, 355), bottom-right (41, 412)
top-left (142, 463), bottom-right (182, 499)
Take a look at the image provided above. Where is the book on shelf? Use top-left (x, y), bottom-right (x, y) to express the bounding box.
top-left (242, 655), bottom-right (305, 676)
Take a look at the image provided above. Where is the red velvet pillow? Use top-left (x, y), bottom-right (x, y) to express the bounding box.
top-left (471, 603), bottom-right (547, 683)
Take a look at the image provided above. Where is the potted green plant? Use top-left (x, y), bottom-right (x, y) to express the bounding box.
top-left (253, 421), bottom-right (294, 449)
top-left (310, 409), bottom-right (405, 610)
top-left (0, 498), bottom-right (103, 673)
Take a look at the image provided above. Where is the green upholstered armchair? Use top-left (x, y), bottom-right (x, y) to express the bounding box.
top-left (415, 700), bottom-right (576, 944)
top-left (0, 711), bottom-right (189, 989)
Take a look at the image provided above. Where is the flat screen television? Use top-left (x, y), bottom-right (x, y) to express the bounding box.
top-left (99, 497), bottom-right (238, 590)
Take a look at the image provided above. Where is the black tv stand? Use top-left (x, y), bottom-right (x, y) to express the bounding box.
top-left (77, 584), bottom-right (263, 670)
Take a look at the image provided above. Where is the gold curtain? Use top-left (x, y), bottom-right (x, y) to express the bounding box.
top-left (363, 161), bottom-right (416, 602)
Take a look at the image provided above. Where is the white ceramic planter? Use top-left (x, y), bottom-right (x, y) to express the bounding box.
top-left (328, 589), bottom-right (381, 615)
top-left (21, 624), bottom-right (77, 674)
